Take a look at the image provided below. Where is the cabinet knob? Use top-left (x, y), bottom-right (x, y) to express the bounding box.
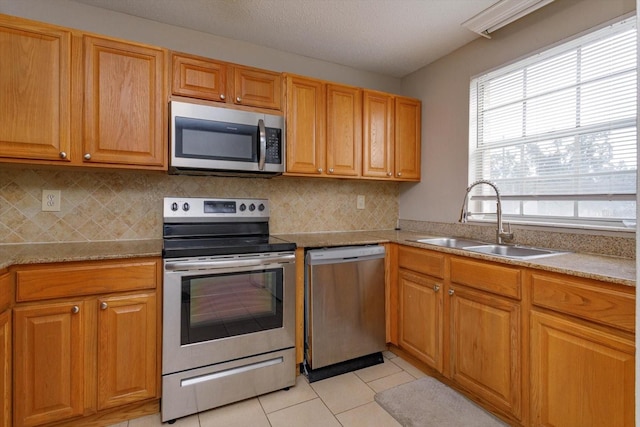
top-left (317, 168), bottom-right (323, 173)
top-left (59, 151), bottom-right (67, 159)
top-left (387, 172), bottom-right (392, 177)
top-left (84, 153), bottom-right (91, 160)
top-left (71, 305), bottom-right (80, 314)
top-left (448, 289), bottom-right (455, 296)
top-left (236, 97), bottom-right (242, 103)
top-left (397, 172), bottom-right (403, 177)
top-left (220, 94), bottom-right (226, 100)
top-left (328, 168), bottom-right (334, 173)
top-left (100, 302), bottom-right (108, 310)
top-left (433, 284), bottom-right (440, 292)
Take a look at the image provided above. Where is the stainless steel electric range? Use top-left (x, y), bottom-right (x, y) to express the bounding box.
top-left (161, 197), bottom-right (297, 423)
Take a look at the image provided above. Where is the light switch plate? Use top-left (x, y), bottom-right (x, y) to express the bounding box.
top-left (42, 189), bottom-right (61, 212)
top-left (356, 195), bottom-right (365, 210)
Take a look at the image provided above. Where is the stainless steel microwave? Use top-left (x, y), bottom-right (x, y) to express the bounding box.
top-left (170, 101), bottom-right (285, 176)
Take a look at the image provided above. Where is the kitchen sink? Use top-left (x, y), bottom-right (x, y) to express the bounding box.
top-left (412, 237), bottom-right (486, 248)
top-left (462, 244), bottom-right (566, 260)
top-left (410, 237), bottom-right (567, 260)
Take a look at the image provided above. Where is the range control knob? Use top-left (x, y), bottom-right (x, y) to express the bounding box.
top-left (171, 202), bottom-right (179, 211)
top-left (182, 202), bottom-right (190, 211)
top-left (239, 203), bottom-right (246, 211)
top-left (249, 203), bottom-right (256, 211)
top-left (258, 203), bottom-right (265, 211)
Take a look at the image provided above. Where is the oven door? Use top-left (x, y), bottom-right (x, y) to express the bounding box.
top-left (162, 252), bottom-right (296, 375)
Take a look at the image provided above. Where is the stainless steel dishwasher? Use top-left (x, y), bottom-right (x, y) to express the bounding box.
top-left (304, 245), bottom-right (386, 381)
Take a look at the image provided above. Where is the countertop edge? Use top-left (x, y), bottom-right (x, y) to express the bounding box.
top-left (0, 231), bottom-right (635, 287)
top-left (275, 230), bottom-right (636, 287)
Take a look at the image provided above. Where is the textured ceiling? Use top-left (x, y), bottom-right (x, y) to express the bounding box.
top-left (71, 0), bottom-right (499, 78)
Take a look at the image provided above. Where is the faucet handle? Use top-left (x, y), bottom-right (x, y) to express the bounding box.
top-left (500, 222), bottom-right (515, 242)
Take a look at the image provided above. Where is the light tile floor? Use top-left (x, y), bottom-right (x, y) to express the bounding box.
top-left (110, 351), bottom-right (427, 427)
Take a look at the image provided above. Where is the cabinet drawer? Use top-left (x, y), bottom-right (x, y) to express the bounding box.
top-left (15, 258), bottom-right (160, 302)
top-left (398, 246), bottom-right (445, 278)
top-left (531, 272), bottom-right (635, 332)
top-left (450, 257), bottom-right (521, 299)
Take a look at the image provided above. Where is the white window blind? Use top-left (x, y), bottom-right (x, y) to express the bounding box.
top-left (469, 17), bottom-right (637, 229)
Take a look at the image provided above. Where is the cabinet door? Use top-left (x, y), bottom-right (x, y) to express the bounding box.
top-left (0, 18), bottom-right (72, 162)
top-left (83, 36), bottom-right (166, 169)
top-left (172, 53), bottom-right (227, 102)
top-left (326, 84), bottom-right (361, 177)
top-left (363, 90), bottom-right (394, 178)
top-left (233, 66), bottom-right (282, 110)
top-left (0, 310), bottom-right (10, 427)
top-left (14, 301), bottom-right (85, 427)
top-left (398, 269), bottom-right (443, 372)
top-left (285, 75), bottom-right (325, 175)
top-left (97, 293), bottom-right (157, 410)
top-left (531, 311), bottom-right (634, 427)
top-left (449, 285), bottom-right (521, 419)
top-left (394, 97), bottom-right (421, 180)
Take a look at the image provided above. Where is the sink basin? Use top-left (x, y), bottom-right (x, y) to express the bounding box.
top-left (412, 237), bottom-right (486, 249)
top-left (409, 237), bottom-right (568, 260)
top-left (463, 244), bottom-right (566, 260)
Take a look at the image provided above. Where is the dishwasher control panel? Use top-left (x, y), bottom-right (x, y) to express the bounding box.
top-left (305, 245), bottom-right (385, 265)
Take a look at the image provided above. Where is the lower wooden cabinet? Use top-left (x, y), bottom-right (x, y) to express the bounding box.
top-left (14, 301), bottom-right (86, 427)
top-left (97, 293), bottom-right (157, 410)
top-left (530, 311), bottom-right (635, 427)
top-left (11, 258), bottom-right (161, 427)
top-left (0, 309), bottom-right (11, 427)
top-left (398, 269), bottom-right (443, 371)
top-left (448, 284), bottom-right (521, 419)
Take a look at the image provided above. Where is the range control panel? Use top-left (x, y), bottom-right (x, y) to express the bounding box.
top-left (163, 197), bottom-right (270, 223)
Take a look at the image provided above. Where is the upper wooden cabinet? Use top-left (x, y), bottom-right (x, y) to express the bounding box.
top-left (0, 15), bottom-right (167, 170)
top-left (285, 75), bottom-right (362, 178)
top-left (363, 90), bottom-right (421, 181)
top-left (0, 16), bottom-right (72, 163)
top-left (83, 36), bottom-right (166, 168)
top-left (285, 75), bottom-right (326, 175)
top-left (285, 75), bottom-right (419, 181)
top-left (325, 83), bottom-right (362, 177)
top-left (171, 52), bottom-right (282, 111)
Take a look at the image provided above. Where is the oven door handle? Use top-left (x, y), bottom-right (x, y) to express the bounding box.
top-left (165, 254), bottom-right (295, 271)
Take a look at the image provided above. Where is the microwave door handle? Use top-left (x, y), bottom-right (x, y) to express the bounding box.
top-left (258, 119), bottom-right (266, 170)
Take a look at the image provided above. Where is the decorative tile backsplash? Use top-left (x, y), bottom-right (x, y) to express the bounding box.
top-left (0, 168), bottom-right (399, 244)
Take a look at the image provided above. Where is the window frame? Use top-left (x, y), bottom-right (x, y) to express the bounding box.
top-left (467, 14), bottom-right (638, 232)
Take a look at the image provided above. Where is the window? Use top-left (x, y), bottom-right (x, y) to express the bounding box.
top-left (469, 17), bottom-right (637, 230)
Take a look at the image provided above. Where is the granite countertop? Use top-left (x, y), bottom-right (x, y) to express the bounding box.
top-left (275, 230), bottom-right (636, 287)
top-left (0, 239), bottom-right (163, 270)
top-left (0, 231), bottom-right (635, 287)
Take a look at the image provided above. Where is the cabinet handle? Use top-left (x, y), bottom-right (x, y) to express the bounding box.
top-left (59, 151), bottom-right (67, 159)
top-left (236, 97), bottom-right (242, 103)
top-left (433, 284), bottom-right (440, 292)
top-left (397, 172), bottom-right (403, 177)
top-left (71, 305), bottom-right (79, 314)
top-left (317, 168), bottom-right (323, 173)
top-left (84, 153), bottom-right (91, 160)
top-left (448, 289), bottom-right (455, 296)
top-left (328, 168), bottom-right (334, 173)
top-left (387, 172), bottom-right (392, 177)
top-left (220, 94), bottom-right (226, 100)
top-left (100, 302), bottom-right (108, 310)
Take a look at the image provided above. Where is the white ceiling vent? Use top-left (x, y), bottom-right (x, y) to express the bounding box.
top-left (462, 0), bottom-right (555, 39)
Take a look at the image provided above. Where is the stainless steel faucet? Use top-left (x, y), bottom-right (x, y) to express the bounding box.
top-left (459, 179), bottom-right (514, 245)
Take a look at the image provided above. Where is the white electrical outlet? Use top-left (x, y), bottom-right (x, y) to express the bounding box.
top-left (42, 190), bottom-right (61, 212)
top-left (356, 195), bottom-right (365, 210)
